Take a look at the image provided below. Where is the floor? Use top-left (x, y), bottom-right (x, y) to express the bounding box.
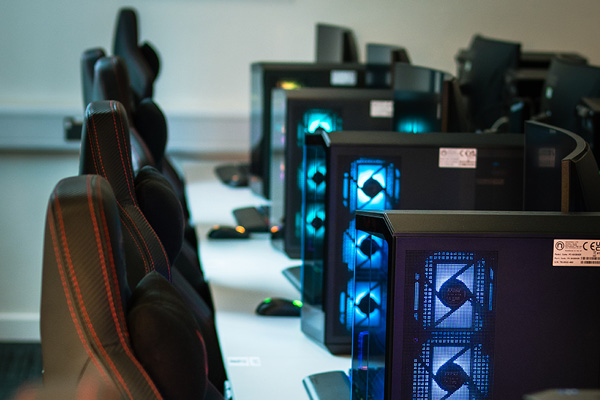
top-left (0, 342), bottom-right (42, 400)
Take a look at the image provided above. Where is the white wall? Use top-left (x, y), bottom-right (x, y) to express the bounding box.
top-left (1, 0), bottom-right (599, 116)
top-left (0, 151), bottom-right (80, 341)
top-left (0, 0), bottom-right (599, 340)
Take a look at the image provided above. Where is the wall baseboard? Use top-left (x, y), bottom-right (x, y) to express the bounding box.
top-left (0, 313), bottom-right (40, 342)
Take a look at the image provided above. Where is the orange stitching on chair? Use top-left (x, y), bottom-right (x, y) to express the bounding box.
top-left (49, 196), bottom-right (110, 387)
top-left (93, 177), bottom-right (128, 340)
top-left (86, 108), bottom-right (104, 176)
top-left (110, 101), bottom-right (136, 203)
top-left (89, 110), bottom-right (106, 178)
top-left (118, 211), bottom-right (152, 275)
top-left (88, 176), bottom-right (162, 398)
top-left (117, 204), bottom-right (172, 280)
top-left (54, 186), bottom-right (135, 400)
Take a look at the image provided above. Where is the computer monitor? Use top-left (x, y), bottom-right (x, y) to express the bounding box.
top-left (249, 62), bottom-right (373, 199)
top-left (366, 43), bottom-right (410, 65)
top-left (315, 23), bottom-right (359, 64)
top-left (524, 121), bottom-right (600, 212)
top-left (365, 43), bottom-right (411, 89)
top-left (456, 35), bottom-right (521, 131)
top-left (301, 130), bottom-right (524, 354)
top-left (576, 97), bottom-right (600, 161)
top-left (539, 57), bottom-right (600, 133)
top-left (561, 129), bottom-right (600, 213)
top-left (392, 63), bottom-right (454, 133)
top-left (269, 88), bottom-right (396, 259)
top-left (352, 210), bottom-right (600, 399)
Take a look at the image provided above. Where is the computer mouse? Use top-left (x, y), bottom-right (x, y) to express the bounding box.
top-left (255, 297), bottom-right (302, 317)
top-left (207, 225), bottom-right (250, 239)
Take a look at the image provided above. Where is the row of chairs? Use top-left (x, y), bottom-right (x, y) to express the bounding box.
top-left (30, 8), bottom-right (227, 400)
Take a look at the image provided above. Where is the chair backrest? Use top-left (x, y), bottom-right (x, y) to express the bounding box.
top-left (81, 47), bottom-right (106, 109)
top-left (40, 174), bottom-right (163, 399)
top-left (113, 7), bottom-right (158, 103)
top-left (40, 175), bottom-right (213, 399)
top-left (79, 100), bottom-right (172, 288)
top-left (90, 57), bottom-right (155, 173)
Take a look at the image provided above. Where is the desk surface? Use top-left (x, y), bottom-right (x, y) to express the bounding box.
top-left (184, 161), bottom-right (350, 400)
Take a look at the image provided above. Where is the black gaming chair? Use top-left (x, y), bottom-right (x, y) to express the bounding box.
top-left (80, 101), bottom-right (227, 391)
top-left (90, 56), bottom-right (156, 175)
top-left (112, 7), bottom-right (158, 104)
top-left (110, 7), bottom-right (190, 218)
top-left (86, 62), bottom-right (206, 295)
top-left (81, 48), bottom-right (106, 109)
top-left (88, 54), bottom-right (195, 243)
top-left (40, 174), bottom-right (222, 399)
top-left (80, 100), bottom-right (169, 287)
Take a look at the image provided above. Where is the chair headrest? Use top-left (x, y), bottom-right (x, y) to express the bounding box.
top-left (80, 100), bottom-right (171, 287)
top-left (113, 7), bottom-right (157, 102)
top-left (134, 165), bottom-right (184, 265)
top-left (81, 47), bottom-right (106, 109)
top-left (133, 98), bottom-right (168, 168)
top-left (80, 100), bottom-right (137, 206)
top-left (92, 56), bottom-right (135, 118)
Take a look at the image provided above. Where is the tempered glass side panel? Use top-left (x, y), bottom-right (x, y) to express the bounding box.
top-left (250, 65), bottom-right (265, 179)
top-left (290, 109), bottom-right (341, 254)
top-left (269, 89), bottom-right (288, 234)
top-left (351, 231), bottom-right (389, 400)
top-left (328, 154), bottom-right (402, 343)
top-left (302, 142), bottom-right (328, 305)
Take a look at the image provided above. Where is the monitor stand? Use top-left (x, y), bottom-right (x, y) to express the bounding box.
top-left (303, 371), bottom-right (350, 400)
top-left (282, 265), bottom-right (302, 293)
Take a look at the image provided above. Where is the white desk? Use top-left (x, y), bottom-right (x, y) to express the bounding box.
top-left (184, 161), bottom-right (350, 400)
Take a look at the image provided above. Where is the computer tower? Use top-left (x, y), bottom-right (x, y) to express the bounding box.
top-left (352, 210), bottom-right (600, 400)
top-left (301, 130), bottom-right (524, 354)
top-left (249, 62), bottom-right (374, 199)
top-left (269, 88), bottom-right (397, 259)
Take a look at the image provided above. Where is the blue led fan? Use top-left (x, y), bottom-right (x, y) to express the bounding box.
top-left (305, 110), bottom-right (336, 134)
top-left (409, 251), bottom-right (495, 400)
top-left (302, 204), bottom-right (326, 240)
top-left (302, 156), bottom-right (327, 196)
top-left (345, 280), bottom-right (383, 329)
top-left (343, 159), bottom-right (401, 212)
top-left (396, 117), bottom-right (431, 134)
top-left (339, 162), bottom-right (399, 334)
top-left (341, 230), bottom-right (389, 332)
top-left (298, 109), bottom-right (340, 147)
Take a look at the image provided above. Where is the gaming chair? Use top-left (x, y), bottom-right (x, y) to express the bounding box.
top-left (81, 48), bottom-right (106, 109)
top-left (40, 174), bottom-right (223, 399)
top-left (112, 7), bottom-right (158, 104)
top-left (79, 100), bottom-right (226, 391)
